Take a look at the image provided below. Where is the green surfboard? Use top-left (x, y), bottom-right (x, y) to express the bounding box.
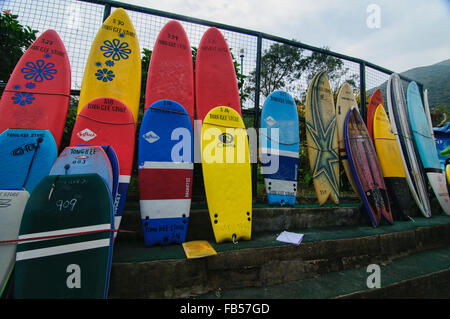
top-left (13, 174), bottom-right (114, 299)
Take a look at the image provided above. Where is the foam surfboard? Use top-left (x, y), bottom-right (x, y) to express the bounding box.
top-left (145, 20), bottom-right (194, 124)
top-left (345, 107), bottom-right (393, 227)
top-left (50, 146), bottom-right (114, 193)
top-left (71, 97), bottom-right (135, 233)
top-left (0, 30), bottom-right (71, 149)
top-left (367, 88), bottom-right (383, 143)
top-left (138, 100), bottom-right (193, 246)
top-left (423, 89), bottom-right (435, 144)
top-left (407, 81), bottom-right (450, 215)
top-left (373, 104), bottom-right (415, 220)
top-left (77, 8), bottom-right (141, 123)
top-left (305, 71), bottom-right (340, 205)
top-left (0, 129), bottom-right (57, 192)
top-left (336, 83), bottom-right (358, 194)
top-left (195, 27), bottom-right (242, 122)
top-left (202, 106), bottom-right (252, 243)
top-left (13, 174), bottom-right (114, 298)
top-left (387, 74), bottom-right (431, 218)
top-left (260, 91), bottom-right (299, 206)
top-left (0, 190), bottom-right (30, 297)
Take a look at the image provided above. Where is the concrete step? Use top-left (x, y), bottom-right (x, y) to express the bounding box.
top-left (108, 214), bottom-right (450, 298)
top-left (196, 245), bottom-right (450, 299)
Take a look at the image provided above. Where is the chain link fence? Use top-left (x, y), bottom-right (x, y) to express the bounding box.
top-left (1, 0), bottom-right (424, 202)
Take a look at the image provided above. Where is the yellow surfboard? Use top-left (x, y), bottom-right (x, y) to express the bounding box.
top-left (305, 71), bottom-right (340, 205)
top-left (201, 106), bottom-right (252, 243)
top-left (77, 8), bottom-right (141, 123)
top-left (373, 104), bottom-right (406, 178)
top-left (336, 82), bottom-right (358, 194)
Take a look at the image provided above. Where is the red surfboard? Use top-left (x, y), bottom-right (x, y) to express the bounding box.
top-left (367, 88), bottom-right (383, 143)
top-left (0, 29), bottom-right (71, 149)
top-left (195, 27), bottom-right (241, 122)
top-left (145, 20), bottom-right (194, 122)
top-left (70, 97), bottom-right (135, 232)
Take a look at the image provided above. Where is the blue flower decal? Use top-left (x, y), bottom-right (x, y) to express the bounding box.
top-left (44, 53), bottom-right (51, 59)
top-left (11, 92), bottom-right (35, 106)
top-left (21, 60), bottom-right (57, 82)
top-left (105, 60), bottom-right (115, 67)
top-left (25, 82), bottom-right (36, 89)
top-left (13, 85), bottom-right (21, 90)
top-left (100, 39), bottom-right (131, 61)
top-left (95, 62), bottom-right (102, 67)
top-left (95, 68), bottom-right (115, 82)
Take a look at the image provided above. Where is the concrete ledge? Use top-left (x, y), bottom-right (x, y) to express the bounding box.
top-left (108, 222), bottom-right (450, 298)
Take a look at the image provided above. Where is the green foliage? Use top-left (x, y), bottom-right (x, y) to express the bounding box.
top-left (0, 10), bottom-right (38, 83)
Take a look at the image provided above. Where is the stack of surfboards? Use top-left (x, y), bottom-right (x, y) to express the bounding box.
top-left (0, 29), bottom-right (70, 297)
top-left (138, 20), bottom-right (194, 247)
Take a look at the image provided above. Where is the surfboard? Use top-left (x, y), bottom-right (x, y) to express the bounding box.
top-left (13, 174), bottom-right (114, 298)
top-left (446, 158), bottom-right (450, 188)
top-left (387, 74), bottom-right (431, 218)
top-left (0, 190), bottom-right (29, 297)
top-left (50, 146), bottom-right (114, 193)
top-left (138, 100), bottom-right (193, 246)
top-left (0, 29), bottom-right (71, 149)
top-left (0, 129), bottom-right (57, 192)
top-left (145, 20), bottom-right (194, 124)
top-left (423, 89), bottom-right (435, 143)
top-left (345, 107), bottom-right (393, 227)
top-left (336, 83), bottom-right (358, 194)
top-left (373, 103), bottom-right (415, 220)
top-left (195, 27), bottom-right (242, 122)
top-left (367, 88), bottom-right (383, 143)
top-left (260, 91), bottom-right (299, 206)
top-left (305, 71), bottom-right (340, 205)
top-left (76, 8), bottom-right (141, 123)
top-left (70, 97), bottom-right (135, 233)
top-left (407, 81), bottom-right (450, 215)
top-left (201, 106), bottom-right (251, 243)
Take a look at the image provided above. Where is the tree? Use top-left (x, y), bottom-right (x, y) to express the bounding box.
top-left (0, 10), bottom-right (38, 84)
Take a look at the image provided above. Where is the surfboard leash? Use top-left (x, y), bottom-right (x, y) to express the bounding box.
top-left (21, 137), bottom-right (43, 190)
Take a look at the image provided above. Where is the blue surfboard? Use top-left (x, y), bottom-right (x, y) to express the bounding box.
top-left (138, 100), bottom-right (193, 246)
top-left (76, 144), bottom-right (120, 206)
top-left (407, 82), bottom-right (450, 215)
top-left (0, 129), bottom-right (57, 193)
top-left (50, 146), bottom-right (114, 194)
top-left (260, 91), bottom-right (299, 206)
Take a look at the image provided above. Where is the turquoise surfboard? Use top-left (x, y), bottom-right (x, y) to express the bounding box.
top-left (260, 91), bottom-right (299, 206)
top-left (50, 146), bottom-right (114, 194)
top-left (0, 129), bottom-right (57, 193)
top-left (407, 82), bottom-right (450, 215)
top-left (13, 174), bottom-right (114, 298)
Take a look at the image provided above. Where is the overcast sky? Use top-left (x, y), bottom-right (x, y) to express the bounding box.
top-left (125, 0), bottom-right (450, 73)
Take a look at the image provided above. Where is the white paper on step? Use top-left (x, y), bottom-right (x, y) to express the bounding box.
top-left (276, 231), bottom-right (304, 245)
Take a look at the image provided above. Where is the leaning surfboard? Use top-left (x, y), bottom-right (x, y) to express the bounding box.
top-left (367, 88), bottom-right (384, 143)
top-left (345, 107), bottom-right (393, 227)
top-left (373, 103), bottom-right (415, 220)
top-left (336, 82), bottom-right (358, 194)
top-left (0, 190), bottom-right (30, 297)
top-left (50, 146), bottom-right (114, 193)
top-left (77, 8), bottom-right (141, 123)
top-left (305, 71), bottom-right (340, 205)
top-left (260, 91), bottom-right (299, 206)
top-left (13, 174), bottom-right (114, 298)
top-left (138, 100), bottom-right (193, 246)
top-left (0, 129), bottom-right (57, 192)
top-left (202, 106), bottom-right (252, 243)
top-left (145, 20), bottom-right (194, 123)
top-left (0, 29), bottom-right (71, 149)
top-left (407, 81), bottom-right (450, 215)
top-left (195, 27), bottom-right (242, 122)
top-left (71, 97), bottom-right (135, 233)
top-left (387, 74), bottom-right (431, 218)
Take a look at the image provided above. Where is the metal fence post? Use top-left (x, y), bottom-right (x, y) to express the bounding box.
top-left (102, 3), bottom-right (111, 22)
top-left (359, 61), bottom-right (367, 122)
top-left (252, 34), bottom-right (263, 200)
